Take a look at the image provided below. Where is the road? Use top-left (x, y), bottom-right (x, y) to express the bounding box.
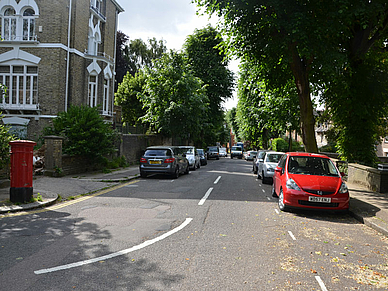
top-left (1, 158), bottom-right (387, 290)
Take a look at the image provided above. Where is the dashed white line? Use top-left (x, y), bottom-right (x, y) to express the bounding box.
top-left (267, 197), bottom-right (271, 201)
top-left (214, 176), bottom-right (221, 184)
top-left (262, 189), bottom-right (265, 193)
top-left (315, 276), bottom-right (328, 291)
top-left (288, 230), bottom-right (296, 240)
top-left (35, 218), bottom-right (193, 275)
top-left (274, 209), bottom-right (280, 214)
top-left (198, 188), bottom-right (213, 205)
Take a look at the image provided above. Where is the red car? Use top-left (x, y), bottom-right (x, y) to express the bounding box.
top-left (272, 152), bottom-right (349, 212)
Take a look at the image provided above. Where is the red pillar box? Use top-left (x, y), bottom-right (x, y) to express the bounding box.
top-left (9, 140), bottom-right (37, 203)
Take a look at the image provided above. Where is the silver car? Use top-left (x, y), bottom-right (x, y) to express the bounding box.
top-left (257, 151), bottom-right (284, 184)
top-left (179, 146), bottom-right (200, 170)
top-left (253, 150), bottom-right (268, 174)
top-left (139, 146), bottom-right (189, 178)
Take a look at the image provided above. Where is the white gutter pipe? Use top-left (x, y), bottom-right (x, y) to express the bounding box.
top-left (65, 0), bottom-right (72, 112)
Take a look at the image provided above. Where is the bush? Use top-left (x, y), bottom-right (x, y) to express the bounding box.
top-left (272, 138), bottom-right (288, 152)
top-left (43, 105), bottom-right (119, 163)
top-left (0, 114), bottom-right (14, 169)
top-left (291, 140), bottom-right (305, 152)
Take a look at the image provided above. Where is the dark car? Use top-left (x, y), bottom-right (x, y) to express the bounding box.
top-left (197, 149), bottom-right (207, 165)
top-left (206, 146), bottom-right (219, 160)
top-left (139, 146), bottom-right (189, 178)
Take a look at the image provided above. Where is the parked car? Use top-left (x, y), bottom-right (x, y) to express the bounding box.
top-left (219, 147), bottom-right (227, 157)
top-left (257, 151), bottom-right (284, 184)
top-left (230, 146), bottom-right (243, 159)
top-left (206, 146), bottom-right (220, 160)
top-left (139, 146), bottom-right (189, 178)
top-left (197, 149), bottom-right (207, 166)
top-left (245, 151), bottom-right (257, 161)
top-left (272, 152), bottom-right (350, 212)
top-left (179, 146), bottom-right (200, 170)
top-left (253, 150), bottom-right (268, 174)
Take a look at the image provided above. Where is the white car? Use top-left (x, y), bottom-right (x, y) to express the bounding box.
top-left (257, 151), bottom-right (284, 184)
top-left (179, 146), bottom-right (200, 170)
top-left (219, 147), bottom-right (227, 157)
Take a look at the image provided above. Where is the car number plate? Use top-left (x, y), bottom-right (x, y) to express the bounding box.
top-left (308, 196), bottom-right (331, 203)
top-left (149, 160), bottom-right (161, 165)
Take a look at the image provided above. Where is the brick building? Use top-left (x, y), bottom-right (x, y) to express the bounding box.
top-left (0, 0), bottom-right (124, 139)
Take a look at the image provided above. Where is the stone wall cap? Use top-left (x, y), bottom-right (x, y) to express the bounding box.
top-left (44, 136), bottom-right (65, 140)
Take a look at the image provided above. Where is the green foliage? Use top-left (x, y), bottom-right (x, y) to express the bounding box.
top-left (115, 71), bottom-right (146, 126)
top-left (0, 114), bottom-right (14, 169)
top-left (184, 26), bottom-right (234, 146)
top-left (140, 51), bottom-right (209, 144)
top-left (124, 37), bottom-right (167, 76)
top-left (325, 58), bottom-right (388, 166)
top-left (195, 0), bottom-right (388, 164)
top-left (271, 138), bottom-right (288, 152)
top-left (236, 61), bottom-right (300, 149)
top-left (43, 105), bottom-right (119, 163)
top-left (291, 140), bottom-right (304, 152)
top-left (195, 0), bottom-right (321, 152)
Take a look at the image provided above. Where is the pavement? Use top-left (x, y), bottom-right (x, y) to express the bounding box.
top-left (0, 166), bottom-right (140, 214)
top-left (1, 167), bottom-right (388, 237)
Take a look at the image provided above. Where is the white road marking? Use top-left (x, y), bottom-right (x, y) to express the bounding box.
top-left (274, 209), bottom-right (280, 214)
top-left (209, 170), bottom-right (253, 176)
top-left (214, 176), bottom-right (221, 184)
top-left (315, 276), bottom-right (328, 291)
top-left (267, 197), bottom-right (271, 201)
top-left (262, 189), bottom-right (266, 193)
top-left (198, 188), bottom-right (213, 206)
top-left (34, 218), bottom-right (193, 275)
top-left (288, 231), bottom-right (296, 240)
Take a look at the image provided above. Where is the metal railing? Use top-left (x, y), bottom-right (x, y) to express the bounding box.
top-left (90, 5), bottom-right (106, 21)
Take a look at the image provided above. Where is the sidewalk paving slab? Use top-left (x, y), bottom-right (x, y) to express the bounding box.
top-left (0, 166), bottom-right (140, 215)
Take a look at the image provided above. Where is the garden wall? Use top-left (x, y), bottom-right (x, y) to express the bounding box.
top-left (347, 163), bottom-right (388, 193)
top-left (43, 134), bottom-right (172, 176)
top-left (120, 134), bottom-right (172, 165)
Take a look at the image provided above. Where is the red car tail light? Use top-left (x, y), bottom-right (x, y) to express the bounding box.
top-left (164, 158), bottom-right (175, 163)
top-left (140, 158), bottom-right (147, 163)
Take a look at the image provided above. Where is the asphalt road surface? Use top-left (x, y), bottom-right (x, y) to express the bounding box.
top-left (1, 157), bottom-right (387, 290)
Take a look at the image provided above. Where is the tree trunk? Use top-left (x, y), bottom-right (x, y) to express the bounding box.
top-left (289, 47), bottom-right (318, 153)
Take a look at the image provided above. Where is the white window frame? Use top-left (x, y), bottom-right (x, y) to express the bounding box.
top-left (2, 7), bottom-right (17, 41)
top-left (0, 5), bottom-right (37, 42)
top-left (22, 8), bottom-right (35, 41)
top-left (103, 77), bottom-right (109, 114)
top-left (0, 64), bottom-right (38, 110)
top-left (88, 75), bottom-right (98, 107)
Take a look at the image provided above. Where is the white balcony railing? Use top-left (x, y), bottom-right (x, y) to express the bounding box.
top-left (90, 5), bottom-right (106, 22)
top-left (1, 34), bottom-right (38, 42)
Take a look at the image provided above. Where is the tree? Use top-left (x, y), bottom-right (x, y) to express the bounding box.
top-left (195, 0), bottom-right (321, 152)
top-left (183, 25), bottom-right (234, 145)
top-left (115, 70), bottom-right (147, 126)
top-left (322, 1), bottom-right (388, 165)
top-left (225, 107), bottom-right (239, 141)
top-left (115, 31), bottom-right (130, 91)
top-left (116, 37), bottom-right (168, 126)
top-left (236, 61), bottom-right (300, 149)
top-left (140, 51), bottom-right (209, 145)
top-left (124, 37), bottom-right (167, 77)
top-left (195, 0), bottom-right (388, 165)
top-left (43, 105), bottom-right (118, 163)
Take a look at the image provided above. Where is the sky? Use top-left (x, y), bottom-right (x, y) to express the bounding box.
top-left (117, 0), bottom-right (238, 110)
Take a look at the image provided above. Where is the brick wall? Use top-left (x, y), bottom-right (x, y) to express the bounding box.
top-left (120, 134), bottom-right (173, 164)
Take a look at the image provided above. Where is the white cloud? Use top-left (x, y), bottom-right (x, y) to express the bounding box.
top-left (117, 0), bottom-right (238, 109)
